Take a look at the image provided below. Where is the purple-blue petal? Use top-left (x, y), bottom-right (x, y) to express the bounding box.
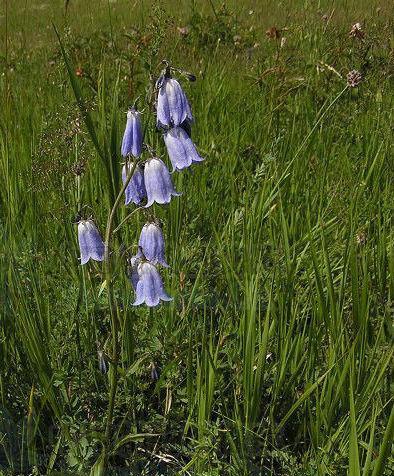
top-left (157, 83), bottom-right (171, 128)
top-left (129, 255), bottom-right (141, 290)
top-left (166, 79), bottom-right (185, 126)
top-left (78, 223), bottom-right (90, 265)
top-left (144, 268), bottom-right (161, 307)
top-left (121, 109), bottom-right (143, 158)
top-left (138, 223), bottom-right (169, 267)
top-left (122, 164), bottom-right (146, 205)
top-left (133, 279), bottom-right (146, 306)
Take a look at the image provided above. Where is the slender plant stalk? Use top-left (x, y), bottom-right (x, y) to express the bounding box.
top-left (293, 85), bottom-right (348, 159)
top-left (102, 161), bottom-right (138, 466)
top-left (113, 206), bottom-right (144, 234)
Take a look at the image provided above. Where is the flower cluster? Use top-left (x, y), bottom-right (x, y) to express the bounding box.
top-left (349, 22), bottom-right (364, 39)
top-left (126, 66), bottom-right (204, 306)
top-left (347, 69), bottom-right (362, 88)
top-left (77, 64), bottom-right (203, 308)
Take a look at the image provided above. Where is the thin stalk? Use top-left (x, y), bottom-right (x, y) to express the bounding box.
top-left (273, 85), bottom-right (349, 193)
top-left (102, 161), bottom-right (138, 466)
top-left (113, 206), bottom-right (145, 234)
top-left (293, 85), bottom-right (348, 161)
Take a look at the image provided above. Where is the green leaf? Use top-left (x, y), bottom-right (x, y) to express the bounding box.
top-left (371, 402), bottom-right (394, 476)
top-left (349, 378), bottom-right (361, 476)
top-left (46, 434), bottom-right (62, 474)
top-left (90, 454), bottom-right (105, 476)
top-left (275, 367), bottom-right (332, 434)
top-left (124, 355), bottom-right (150, 377)
top-left (112, 433), bottom-right (159, 453)
top-left (98, 280), bottom-right (107, 298)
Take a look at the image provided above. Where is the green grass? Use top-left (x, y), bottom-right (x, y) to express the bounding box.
top-left (1, 0), bottom-right (393, 475)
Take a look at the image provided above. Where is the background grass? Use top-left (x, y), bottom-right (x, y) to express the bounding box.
top-left (0, 0), bottom-right (393, 475)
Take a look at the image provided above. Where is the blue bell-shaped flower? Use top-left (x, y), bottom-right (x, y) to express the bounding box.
top-left (78, 219), bottom-right (105, 265)
top-left (156, 76), bottom-right (193, 128)
top-left (144, 157), bottom-right (181, 207)
top-left (137, 222), bottom-right (169, 267)
top-left (133, 261), bottom-right (172, 307)
top-left (121, 108), bottom-right (143, 158)
top-left (164, 126), bottom-right (204, 171)
top-left (122, 163), bottom-right (146, 205)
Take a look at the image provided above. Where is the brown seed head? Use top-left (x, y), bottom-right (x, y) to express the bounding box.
top-left (347, 70), bottom-right (362, 88)
top-left (177, 26), bottom-right (189, 37)
top-left (71, 160), bottom-right (86, 177)
top-left (349, 23), bottom-right (365, 39)
top-left (266, 26), bottom-right (281, 40)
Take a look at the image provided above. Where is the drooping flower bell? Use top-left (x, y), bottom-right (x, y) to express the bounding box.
top-left (121, 108), bottom-right (143, 158)
top-left (133, 261), bottom-right (172, 307)
top-left (156, 74), bottom-right (193, 128)
top-left (122, 163), bottom-right (146, 205)
top-left (97, 350), bottom-right (108, 374)
top-left (137, 222), bottom-right (169, 267)
top-left (78, 219), bottom-right (105, 264)
top-left (144, 157), bottom-right (181, 207)
top-left (164, 126), bottom-right (204, 171)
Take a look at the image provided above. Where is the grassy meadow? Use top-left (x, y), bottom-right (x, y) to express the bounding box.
top-left (1, 0), bottom-right (393, 474)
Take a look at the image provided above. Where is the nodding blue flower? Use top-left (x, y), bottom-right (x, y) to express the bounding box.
top-left (150, 362), bottom-right (159, 381)
top-left (78, 219), bottom-right (105, 265)
top-left (137, 222), bottom-right (169, 267)
top-left (156, 77), bottom-right (193, 128)
top-left (133, 261), bottom-right (172, 307)
top-left (164, 126), bottom-right (204, 171)
top-left (121, 108), bottom-right (143, 158)
top-left (98, 350), bottom-right (108, 374)
top-left (122, 163), bottom-right (146, 205)
top-left (144, 157), bottom-right (181, 207)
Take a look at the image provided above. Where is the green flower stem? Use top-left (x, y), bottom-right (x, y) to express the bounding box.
top-left (102, 160), bottom-right (138, 467)
top-left (112, 206), bottom-right (145, 234)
